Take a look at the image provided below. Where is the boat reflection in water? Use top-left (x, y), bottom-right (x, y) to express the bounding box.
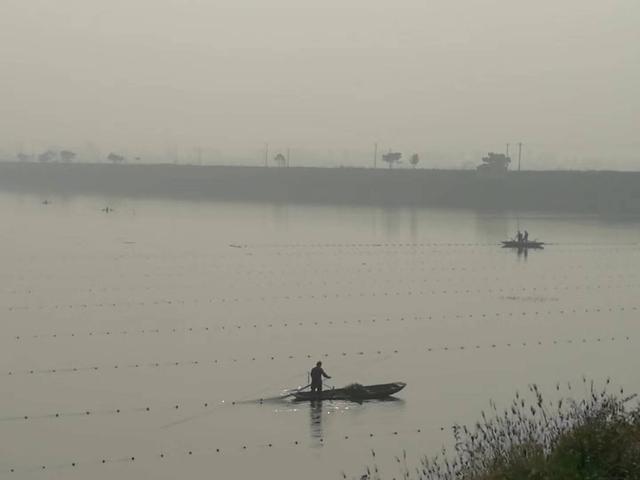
top-left (309, 400), bottom-right (323, 443)
top-left (501, 239), bottom-right (546, 259)
top-left (306, 396), bottom-right (407, 445)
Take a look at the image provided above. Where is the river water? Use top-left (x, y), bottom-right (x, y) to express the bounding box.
top-left (2, 192), bottom-right (640, 479)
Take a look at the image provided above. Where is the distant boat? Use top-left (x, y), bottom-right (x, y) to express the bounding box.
top-left (501, 240), bottom-right (544, 249)
top-left (292, 382), bottom-right (406, 401)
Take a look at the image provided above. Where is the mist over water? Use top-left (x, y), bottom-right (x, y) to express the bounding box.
top-left (2, 192), bottom-right (640, 479)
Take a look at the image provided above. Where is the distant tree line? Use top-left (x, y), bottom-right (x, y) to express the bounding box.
top-left (14, 147), bottom-right (429, 169)
top-left (16, 150), bottom-right (77, 163)
top-left (380, 151), bottom-right (420, 169)
top-left (15, 150), bottom-right (134, 164)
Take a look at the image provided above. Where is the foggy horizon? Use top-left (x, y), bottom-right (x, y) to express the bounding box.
top-left (1, 0), bottom-right (639, 169)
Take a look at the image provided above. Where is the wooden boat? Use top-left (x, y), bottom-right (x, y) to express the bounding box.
top-left (292, 382), bottom-right (406, 401)
top-left (501, 240), bottom-right (544, 249)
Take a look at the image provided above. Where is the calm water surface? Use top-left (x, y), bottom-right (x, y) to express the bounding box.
top-left (2, 193), bottom-right (640, 479)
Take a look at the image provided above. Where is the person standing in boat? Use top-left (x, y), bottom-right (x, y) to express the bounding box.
top-left (310, 361), bottom-right (331, 396)
top-left (516, 230), bottom-right (523, 245)
top-left (523, 230), bottom-right (529, 245)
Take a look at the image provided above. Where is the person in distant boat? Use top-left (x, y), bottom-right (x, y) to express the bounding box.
top-left (523, 230), bottom-right (529, 244)
top-left (310, 361), bottom-right (331, 396)
top-left (516, 230), bottom-right (523, 244)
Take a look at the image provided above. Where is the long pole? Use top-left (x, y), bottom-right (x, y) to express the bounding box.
top-left (374, 143), bottom-right (378, 169)
top-left (518, 142), bottom-right (522, 171)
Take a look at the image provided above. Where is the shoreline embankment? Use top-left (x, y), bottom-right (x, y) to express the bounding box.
top-left (1, 162), bottom-right (640, 214)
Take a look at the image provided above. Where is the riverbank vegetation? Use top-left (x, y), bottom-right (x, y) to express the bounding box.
top-left (357, 379), bottom-right (640, 479)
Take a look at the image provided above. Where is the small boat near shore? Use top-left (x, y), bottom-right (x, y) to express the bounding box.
top-left (292, 382), bottom-right (406, 401)
top-left (501, 240), bottom-right (545, 249)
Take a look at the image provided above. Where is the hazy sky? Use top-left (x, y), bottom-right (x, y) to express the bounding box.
top-left (1, 0), bottom-right (638, 166)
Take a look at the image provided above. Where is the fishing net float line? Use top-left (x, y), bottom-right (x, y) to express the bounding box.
top-left (7, 241), bottom-right (639, 268)
top-left (4, 280), bottom-right (640, 314)
top-left (230, 241), bottom-right (640, 249)
top-left (4, 424), bottom-right (430, 475)
top-left (8, 302), bottom-right (640, 344)
top-left (1, 336), bottom-right (631, 414)
top-left (5, 270), bottom-right (635, 299)
top-left (1, 335), bottom-right (632, 382)
top-left (6, 236), bottom-right (638, 263)
top-left (4, 251), bottom-right (631, 288)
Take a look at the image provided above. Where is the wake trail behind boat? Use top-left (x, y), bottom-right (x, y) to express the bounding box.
top-left (160, 391), bottom-right (298, 429)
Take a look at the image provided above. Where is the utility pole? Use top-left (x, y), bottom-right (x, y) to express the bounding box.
top-left (374, 143), bottom-right (378, 169)
top-left (517, 142), bottom-right (523, 171)
top-left (506, 143), bottom-right (510, 157)
top-left (264, 143), bottom-right (269, 167)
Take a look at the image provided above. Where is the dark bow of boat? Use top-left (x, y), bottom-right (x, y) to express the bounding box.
top-left (292, 382), bottom-right (406, 401)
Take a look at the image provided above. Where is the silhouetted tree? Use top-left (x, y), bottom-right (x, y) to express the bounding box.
top-left (274, 153), bottom-right (286, 167)
top-left (107, 152), bottom-right (125, 164)
top-left (16, 153), bottom-right (31, 162)
top-left (38, 150), bottom-right (57, 163)
top-left (59, 150), bottom-right (76, 163)
top-left (382, 151), bottom-right (402, 169)
top-left (410, 153), bottom-right (420, 169)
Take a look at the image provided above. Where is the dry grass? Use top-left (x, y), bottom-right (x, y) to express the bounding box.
top-left (354, 378), bottom-right (640, 480)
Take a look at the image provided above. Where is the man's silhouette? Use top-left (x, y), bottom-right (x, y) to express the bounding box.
top-left (310, 361), bottom-right (331, 397)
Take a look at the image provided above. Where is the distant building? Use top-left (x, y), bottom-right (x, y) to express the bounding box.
top-left (477, 152), bottom-right (510, 178)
